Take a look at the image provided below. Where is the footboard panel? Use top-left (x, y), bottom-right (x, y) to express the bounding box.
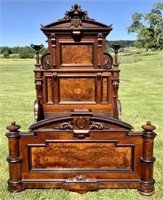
top-left (6, 116), bottom-right (157, 195)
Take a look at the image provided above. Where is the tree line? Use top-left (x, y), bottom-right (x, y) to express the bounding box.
top-left (0, 46), bottom-right (47, 58)
top-left (0, 41), bottom-right (135, 59)
top-left (0, 2), bottom-right (162, 58)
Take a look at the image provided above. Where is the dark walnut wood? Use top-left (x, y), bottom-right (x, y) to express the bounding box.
top-left (6, 4), bottom-right (157, 196)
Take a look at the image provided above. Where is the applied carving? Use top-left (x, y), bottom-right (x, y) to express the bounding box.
top-left (71, 19), bottom-right (82, 28)
top-left (103, 52), bottom-right (113, 69)
top-left (66, 174), bottom-right (95, 182)
top-left (58, 4), bottom-right (94, 28)
top-left (35, 80), bottom-right (42, 89)
top-left (112, 79), bottom-right (119, 90)
top-left (52, 119), bottom-right (111, 131)
top-left (76, 117), bottom-right (87, 129)
top-left (59, 122), bottom-right (73, 130)
top-left (41, 52), bottom-right (51, 69)
top-left (90, 122), bottom-right (109, 130)
top-left (58, 122), bottom-right (74, 130)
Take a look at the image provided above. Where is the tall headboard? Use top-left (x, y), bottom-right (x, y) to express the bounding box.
top-left (31, 4), bottom-right (121, 121)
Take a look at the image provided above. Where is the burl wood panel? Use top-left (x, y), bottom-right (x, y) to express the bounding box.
top-left (46, 77), bottom-right (53, 103)
top-left (102, 77), bottom-right (109, 103)
top-left (30, 142), bottom-right (132, 170)
top-left (61, 44), bottom-right (93, 64)
top-left (59, 78), bottom-right (96, 103)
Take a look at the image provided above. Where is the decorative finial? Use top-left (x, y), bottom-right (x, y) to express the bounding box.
top-left (6, 121), bottom-right (21, 132)
top-left (59, 4), bottom-right (93, 22)
top-left (142, 121), bottom-right (156, 131)
top-left (111, 44), bottom-right (122, 53)
top-left (31, 44), bottom-right (44, 53)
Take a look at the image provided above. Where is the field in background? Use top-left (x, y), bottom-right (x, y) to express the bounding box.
top-left (0, 50), bottom-right (163, 200)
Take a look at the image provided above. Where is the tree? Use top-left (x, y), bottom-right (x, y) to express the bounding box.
top-left (3, 50), bottom-right (10, 58)
top-left (40, 47), bottom-right (48, 55)
top-left (1, 46), bottom-right (12, 54)
top-left (19, 47), bottom-right (34, 58)
top-left (127, 2), bottom-right (163, 50)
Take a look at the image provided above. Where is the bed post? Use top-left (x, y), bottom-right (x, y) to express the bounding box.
top-left (111, 44), bottom-right (122, 119)
top-left (5, 122), bottom-right (23, 192)
top-left (31, 44), bottom-right (44, 122)
top-left (139, 121), bottom-right (157, 196)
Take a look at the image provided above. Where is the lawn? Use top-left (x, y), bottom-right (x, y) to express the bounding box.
top-left (0, 51), bottom-right (163, 200)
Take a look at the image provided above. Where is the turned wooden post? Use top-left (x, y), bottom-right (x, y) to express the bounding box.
top-left (50, 33), bottom-right (56, 68)
top-left (6, 122), bottom-right (23, 192)
top-left (111, 44), bottom-right (122, 65)
top-left (31, 44), bottom-right (44, 121)
top-left (139, 121), bottom-right (157, 196)
top-left (97, 32), bottom-right (103, 68)
top-left (111, 44), bottom-right (122, 119)
top-left (31, 44), bottom-right (44, 101)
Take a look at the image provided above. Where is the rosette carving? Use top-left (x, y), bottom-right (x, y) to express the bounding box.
top-left (103, 52), bottom-right (113, 69)
top-left (41, 52), bottom-right (51, 69)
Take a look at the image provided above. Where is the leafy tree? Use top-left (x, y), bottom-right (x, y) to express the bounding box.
top-left (40, 47), bottom-right (48, 55)
top-left (3, 50), bottom-right (10, 58)
top-left (12, 46), bottom-right (21, 54)
top-left (1, 46), bottom-right (12, 54)
top-left (19, 47), bottom-right (34, 58)
top-left (127, 2), bottom-right (163, 51)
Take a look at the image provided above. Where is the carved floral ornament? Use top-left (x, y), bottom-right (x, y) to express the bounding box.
top-left (58, 4), bottom-right (94, 29)
top-left (53, 118), bottom-right (109, 130)
top-left (62, 4), bottom-right (94, 21)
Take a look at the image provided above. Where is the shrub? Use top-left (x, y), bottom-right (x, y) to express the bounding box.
top-left (3, 50), bottom-right (10, 58)
top-left (10, 54), bottom-right (20, 58)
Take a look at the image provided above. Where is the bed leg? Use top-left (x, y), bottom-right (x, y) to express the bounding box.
top-left (138, 121), bottom-right (157, 196)
top-left (6, 122), bottom-right (24, 193)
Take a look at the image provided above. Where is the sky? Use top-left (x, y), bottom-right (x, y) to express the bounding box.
top-left (0, 0), bottom-right (159, 47)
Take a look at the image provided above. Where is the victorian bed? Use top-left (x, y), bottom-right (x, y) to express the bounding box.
top-left (6, 4), bottom-right (157, 196)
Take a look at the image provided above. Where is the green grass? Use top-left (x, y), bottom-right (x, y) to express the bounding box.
top-left (0, 51), bottom-right (163, 200)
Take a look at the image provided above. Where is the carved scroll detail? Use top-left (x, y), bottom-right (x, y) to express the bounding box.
top-left (90, 122), bottom-right (109, 130)
top-left (53, 120), bottom-right (111, 130)
top-left (54, 122), bottom-right (74, 130)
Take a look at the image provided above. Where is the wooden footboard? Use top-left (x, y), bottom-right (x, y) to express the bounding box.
top-left (6, 112), bottom-right (157, 195)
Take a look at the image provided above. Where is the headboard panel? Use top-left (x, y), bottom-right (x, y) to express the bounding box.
top-left (40, 70), bottom-right (113, 118)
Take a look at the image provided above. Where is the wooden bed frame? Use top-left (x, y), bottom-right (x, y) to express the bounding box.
top-left (6, 4), bottom-right (157, 196)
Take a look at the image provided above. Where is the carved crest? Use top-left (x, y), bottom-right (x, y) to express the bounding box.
top-left (71, 18), bottom-right (81, 28)
top-left (58, 4), bottom-right (94, 28)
